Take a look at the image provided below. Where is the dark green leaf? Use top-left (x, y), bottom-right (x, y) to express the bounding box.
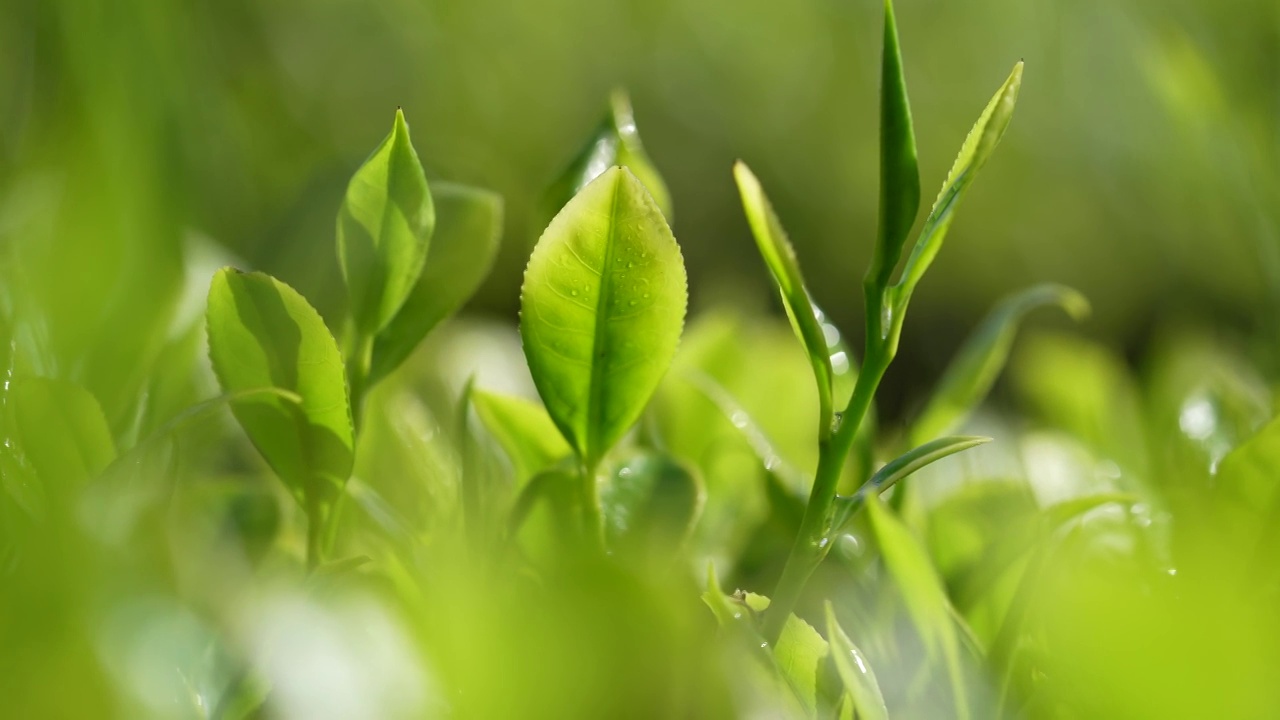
top-left (369, 182), bottom-right (503, 383)
top-left (206, 268), bottom-right (354, 514)
top-left (520, 166), bottom-right (688, 469)
top-left (543, 89), bottom-right (672, 221)
top-left (471, 390), bottom-right (572, 483)
top-left (337, 108), bottom-right (435, 336)
top-left (734, 161), bottom-right (837, 437)
top-left (912, 284), bottom-right (1089, 444)
top-left (867, 0), bottom-right (921, 292)
top-left (825, 602), bottom-right (889, 720)
top-left (599, 452), bottom-right (702, 556)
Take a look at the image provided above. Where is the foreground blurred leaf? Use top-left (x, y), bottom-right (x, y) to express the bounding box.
top-left (912, 284), bottom-right (1089, 444)
top-left (1213, 415), bottom-right (1280, 554)
top-left (600, 452), bottom-right (702, 557)
top-left (521, 166), bottom-right (687, 469)
top-left (892, 62), bottom-right (1024, 310)
top-left (866, 495), bottom-right (970, 719)
top-left (825, 602), bottom-right (890, 720)
top-left (544, 89), bottom-right (672, 221)
top-left (206, 269), bottom-right (354, 514)
top-left (337, 108), bottom-right (435, 337)
top-left (370, 182), bottom-right (503, 383)
top-left (471, 390), bottom-right (572, 483)
top-left (8, 377), bottom-right (115, 487)
top-left (734, 161), bottom-right (836, 436)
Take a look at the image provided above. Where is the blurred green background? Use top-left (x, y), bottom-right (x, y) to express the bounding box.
top-left (3, 0), bottom-right (1277, 402)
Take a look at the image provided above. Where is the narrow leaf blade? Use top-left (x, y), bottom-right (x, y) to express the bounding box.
top-left (825, 602), bottom-right (890, 720)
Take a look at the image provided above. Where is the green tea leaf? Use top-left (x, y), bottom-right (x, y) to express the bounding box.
top-left (892, 62), bottom-right (1024, 309)
top-left (831, 436), bottom-right (990, 538)
top-left (1214, 415), bottom-right (1280, 554)
top-left (912, 284), bottom-right (1089, 444)
top-left (734, 161), bottom-right (836, 437)
top-left (337, 108), bottom-right (435, 337)
top-left (369, 182), bottom-right (503, 383)
top-left (600, 452), bottom-right (702, 556)
top-left (825, 602), bottom-right (889, 720)
top-left (866, 495), bottom-right (970, 719)
top-left (544, 89), bottom-right (672, 221)
top-left (206, 269), bottom-right (354, 513)
top-left (867, 0), bottom-right (921, 292)
top-left (471, 390), bottom-right (572, 483)
top-left (520, 166), bottom-right (687, 470)
top-left (8, 377), bottom-right (115, 486)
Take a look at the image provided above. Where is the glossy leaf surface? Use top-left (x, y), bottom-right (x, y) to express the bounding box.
top-left (521, 166), bottom-right (687, 469)
top-left (912, 284), bottom-right (1088, 444)
top-left (206, 269), bottom-right (354, 510)
top-left (734, 161), bottom-right (836, 436)
top-left (370, 182), bottom-right (503, 383)
top-left (337, 108), bottom-right (435, 336)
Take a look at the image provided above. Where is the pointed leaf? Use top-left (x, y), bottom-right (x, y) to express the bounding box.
top-left (825, 602), bottom-right (889, 720)
top-left (893, 62), bottom-right (1024, 308)
top-left (8, 377), bottom-right (115, 486)
top-left (734, 161), bottom-right (836, 437)
top-left (206, 269), bottom-right (354, 512)
top-left (337, 108), bottom-right (435, 336)
top-left (600, 452), bottom-right (702, 556)
top-left (369, 182), bottom-right (503, 383)
top-left (544, 89), bottom-right (672, 221)
top-left (867, 0), bottom-right (921, 292)
top-left (471, 390), bottom-right (573, 483)
top-left (520, 166), bottom-right (687, 469)
top-left (866, 496), bottom-right (969, 718)
top-left (912, 284), bottom-right (1088, 444)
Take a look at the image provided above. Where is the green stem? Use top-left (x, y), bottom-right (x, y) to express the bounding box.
top-left (345, 334), bottom-right (373, 433)
top-left (581, 460), bottom-right (605, 553)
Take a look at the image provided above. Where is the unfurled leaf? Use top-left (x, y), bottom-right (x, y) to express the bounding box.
top-left (734, 162), bottom-right (836, 437)
top-left (369, 182), bottom-right (503, 383)
top-left (8, 377), bottom-right (115, 486)
top-left (866, 495), bottom-right (970, 719)
top-left (206, 269), bottom-right (354, 513)
top-left (912, 284), bottom-right (1088, 444)
top-left (520, 166), bottom-right (687, 470)
top-left (866, 0), bottom-right (921, 293)
top-left (600, 452), bottom-right (702, 556)
top-left (825, 602), bottom-right (889, 720)
top-left (544, 89), bottom-right (672, 221)
top-left (891, 62), bottom-right (1024, 310)
top-left (831, 435), bottom-right (990, 539)
top-left (471, 390), bottom-right (572, 483)
top-left (337, 108), bottom-right (435, 337)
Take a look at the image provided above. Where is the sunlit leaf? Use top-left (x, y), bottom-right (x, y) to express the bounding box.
top-left (734, 161), bottom-right (836, 437)
top-left (544, 89), bottom-right (672, 221)
top-left (471, 390), bottom-right (573, 483)
top-left (825, 602), bottom-right (889, 720)
top-left (520, 166), bottom-right (687, 470)
top-left (337, 108), bottom-right (435, 337)
top-left (912, 284), bottom-right (1088, 444)
top-left (369, 182), bottom-right (503, 383)
top-left (891, 62), bottom-right (1023, 311)
top-left (599, 452), bottom-right (702, 556)
top-left (206, 268), bottom-right (354, 514)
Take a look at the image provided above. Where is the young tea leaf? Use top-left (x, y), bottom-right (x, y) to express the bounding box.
top-left (892, 62), bottom-right (1024, 311)
top-left (337, 108), bottom-right (435, 337)
top-left (369, 182), bottom-right (503, 384)
top-left (206, 269), bottom-right (354, 513)
top-left (543, 89), bottom-right (673, 221)
top-left (824, 602), bottom-right (890, 720)
top-left (734, 161), bottom-right (836, 437)
top-left (867, 0), bottom-right (921, 293)
top-left (599, 452), bottom-right (702, 557)
top-left (471, 390), bottom-right (573, 483)
top-left (8, 377), bottom-right (116, 486)
top-left (520, 166), bottom-right (687, 470)
top-left (911, 284), bottom-right (1089, 444)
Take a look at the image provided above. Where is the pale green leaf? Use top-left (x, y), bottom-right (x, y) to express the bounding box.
top-left (825, 602), bottom-right (889, 720)
top-left (471, 390), bottom-right (573, 483)
top-left (911, 284), bottom-right (1088, 444)
top-left (520, 166), bottom-right (687, 469)
top-left (206, 268), bottom-right (354, 513)
top-left (337, 108), bottom-right (435, 336)
top-left (369, 182), bottom-right (503, 383)
top-left (8, 377), bottom-right (115, 486)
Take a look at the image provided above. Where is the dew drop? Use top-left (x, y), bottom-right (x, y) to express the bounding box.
top-left (629, 300), bottom-right (636, 306)
top-left (570, 289), bottom-right (579, 296)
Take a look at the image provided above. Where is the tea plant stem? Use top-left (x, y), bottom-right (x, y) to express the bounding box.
top-left (581, 461), bottom-right (605, 552)
top-left (345, 334), bottom-right (373, 431)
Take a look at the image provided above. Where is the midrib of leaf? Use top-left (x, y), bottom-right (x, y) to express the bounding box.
top-left (585, 176), bottom-right (624, 467)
